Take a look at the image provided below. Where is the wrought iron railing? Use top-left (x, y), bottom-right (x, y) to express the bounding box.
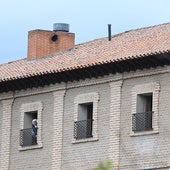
top-left (20, 128), bottom-right (37, 146)
top-left (74, 119), bottom-right (93, 139)
top-left (132, 111), bottom-right (153, 132)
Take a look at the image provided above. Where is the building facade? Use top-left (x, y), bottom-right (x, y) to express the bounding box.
top-left (0, 23), bottom-right (170, 170)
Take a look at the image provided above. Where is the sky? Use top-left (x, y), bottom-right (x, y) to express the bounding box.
top-left (0, 0), bottom-right (170, 64)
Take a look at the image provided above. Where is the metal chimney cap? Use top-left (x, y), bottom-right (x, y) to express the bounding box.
top-left (53, 23), bottom-right (69, 32)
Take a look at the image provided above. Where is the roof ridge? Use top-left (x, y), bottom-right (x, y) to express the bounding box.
top-left (111, 22), bottom-right (170, 39)
top-left (76, 22), bottom-right (170, 46)
top-left (0, 58), bottom-right (26, 67)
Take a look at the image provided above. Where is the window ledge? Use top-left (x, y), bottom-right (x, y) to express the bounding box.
top-left (72, 137), bottom-right (98, 144)
top-left (18, 142), bottom-right (43, 151)
top-left (130, 130), bottom-right (159, 137)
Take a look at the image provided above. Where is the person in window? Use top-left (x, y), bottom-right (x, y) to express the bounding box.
top-left (32, 119), bottom-right (38, 144)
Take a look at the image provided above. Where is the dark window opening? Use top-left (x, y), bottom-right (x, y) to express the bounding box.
top-left (132, 93), bottom-right (153, 132)
top-left (20, 111), bottom-right (38, 146)
top-left (74, 103), bottom-right (93, 139)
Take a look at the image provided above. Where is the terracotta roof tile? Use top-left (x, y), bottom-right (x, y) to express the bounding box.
top-left (0, 22), bottom-right (170, 82)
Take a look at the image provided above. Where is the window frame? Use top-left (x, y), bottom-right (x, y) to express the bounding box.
top-left (130, 82), bottom-right (160, 136)
top-left (19, 101), bottom-right (43, 151)
top-left (74, 102), bottom-right (93, 139)
top-left (20, 110), bottom-right (38, 147)
top-left (137, 93), bottom-right (153, 113)
top-left (72, 92), bottom-right (99, 143)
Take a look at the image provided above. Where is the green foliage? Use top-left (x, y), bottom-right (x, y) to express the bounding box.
top-left (95, 161), bottom-right (112, 170)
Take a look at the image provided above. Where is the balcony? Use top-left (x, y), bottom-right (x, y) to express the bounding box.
top-left (132, 111), bottom-right (153, 132)
top-left (20, 128), bottom-right (37, 146)
top-left (74, 119), bottom-right (93, 139)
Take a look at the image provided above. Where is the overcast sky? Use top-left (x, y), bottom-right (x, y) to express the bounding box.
top-left (0, 0), bottom-right (170, 64)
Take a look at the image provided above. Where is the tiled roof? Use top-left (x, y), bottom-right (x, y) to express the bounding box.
top-left (0, 22), bottom-right (170, 82)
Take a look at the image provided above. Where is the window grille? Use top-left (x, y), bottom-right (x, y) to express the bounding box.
top-left (74, 119), bottom-right (93, 139)
top-left (20, 128), bottom-right (37, 146)
top-left (132, 111), bottom-right (153, 132)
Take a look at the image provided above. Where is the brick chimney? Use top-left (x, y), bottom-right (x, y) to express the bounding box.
top-left (27, 23), bottom-right (75, 60)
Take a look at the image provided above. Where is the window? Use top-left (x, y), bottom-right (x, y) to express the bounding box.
top-left (132, 93), bottom-right (153, 132)
top-left (20, 111), bottom-right (38, 146)
top-left (74, 103), bottom-right (93, 139)
top-left (73, 92), bottom-right (99, 143)
top-left (131, 82), bottom-right (160, 136)
top-left (19, 101), bottom-right (43, 150)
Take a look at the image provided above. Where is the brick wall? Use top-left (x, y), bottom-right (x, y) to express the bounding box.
top-left (62, 83), bottom-right (110, 169)
top-left (120, 72), bottom-right (170, 170)
top-left (0, 101), bottom-right (2, 164)
top-left (0, 99), bottom-right (13, 170)
top-left (52, 90), bottom-right (66, 170)
top-left (1, 65), bottom-right (170, 169)
top-left (27, 30), bottom-right (75, 60)
top-left (109, 81), bottom-right (123, 169)
top-left (10, 92), bottom-right (54, 170)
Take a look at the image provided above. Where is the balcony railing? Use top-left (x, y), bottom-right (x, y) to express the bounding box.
top-left (74, 119), bottom-right (93, 139)
top-left (132, 111), bottom-right (153, 132)
top-left (20, 128), bottom-right (37, 146)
